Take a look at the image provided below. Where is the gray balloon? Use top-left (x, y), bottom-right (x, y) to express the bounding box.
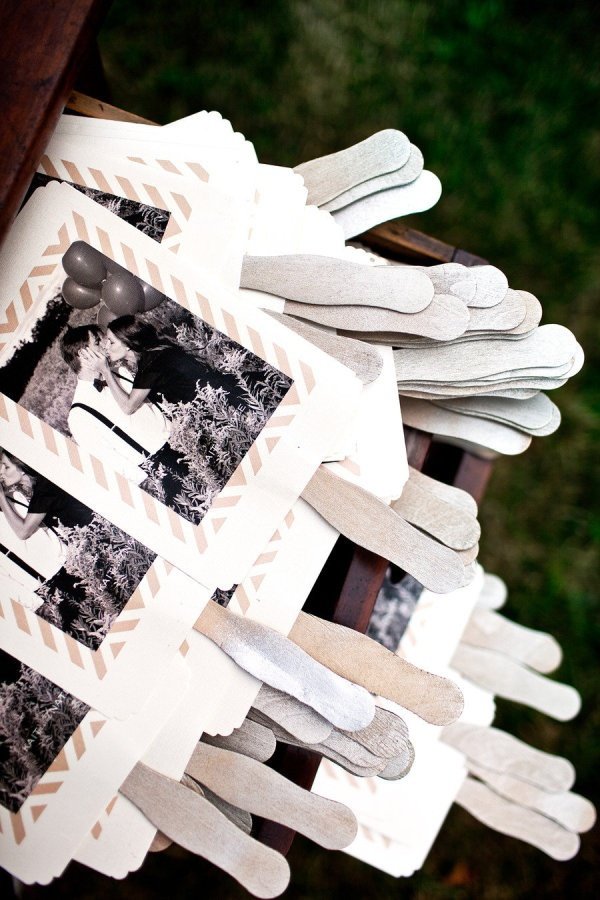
top-left (62, 241), bottom-right (107, 288)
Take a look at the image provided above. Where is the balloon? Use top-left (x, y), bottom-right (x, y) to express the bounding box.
top-left (101, 272), bottom-right (145, 315)
top-left (96, 303), bottom-right (118, 327)
top-left (141, 280), bottom-right (165, 311)
top-left (62, 241), bottom-right (107, 288)
top-left (62, 277), bottom-right (102, 310)
top-left (104, 257), bottom-right (133, 278)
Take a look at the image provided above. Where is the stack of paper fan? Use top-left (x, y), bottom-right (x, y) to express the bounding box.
top-left (0, 105), bottom-right (591, 896)
top-left (314, 568), bottom-right (595, 874)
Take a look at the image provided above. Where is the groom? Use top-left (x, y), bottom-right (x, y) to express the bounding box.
top-left (61, 325), bottom-right (169, 484)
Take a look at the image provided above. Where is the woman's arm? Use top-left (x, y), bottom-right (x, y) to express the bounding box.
top-left (0, 488), bottom-right (45, 539)
top-left (79, 348), bottom-right (151, 415)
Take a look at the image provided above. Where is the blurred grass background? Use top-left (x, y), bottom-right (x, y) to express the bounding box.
top-left (44, 1), bottom-right (600, 896)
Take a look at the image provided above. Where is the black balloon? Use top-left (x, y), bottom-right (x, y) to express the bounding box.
top-left (101, 272), bottom-right (145, 315)
top-left (104, 257), bottom-right (133, 278)
top-left (62, 242), bottom-right (107, 288)
top-left (141, 280), bottom-right (165, 311)
top-left (62, 277), bottom-right (102, 310)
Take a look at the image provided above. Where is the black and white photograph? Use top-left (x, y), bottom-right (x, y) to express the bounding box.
top-left (0, 451), bottom-right (156, 650)
top-left (0, 241), bottom-right (293, 528)
top-left (0, 648), bottom-right (89, 814)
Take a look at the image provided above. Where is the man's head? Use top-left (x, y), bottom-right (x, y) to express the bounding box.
top-left (61, 325), bottom-right (105, 374)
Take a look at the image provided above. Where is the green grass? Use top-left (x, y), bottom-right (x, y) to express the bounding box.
top-left (82, 2), bottom-right (600, 896)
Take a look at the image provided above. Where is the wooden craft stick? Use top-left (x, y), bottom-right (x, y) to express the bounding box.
top-left (400, 385), bottom-right (545, 400)
top-left (241, 254), bottom-right (434, 313)
top-left (466, 289), bottom-right (527, 332)
top-left (433, 393), bottom-right (558, 432)
top-left (320, 728), bottom-right (388, 769)
top-left (468, 265), bottom-right (509, 308)
top-left (195, 602), bottom-right (376, 731)
top-left (411, 262), bottom-right (475, 303)
top-left (148, 831), bottom-right (172, 852)
top-left (280, 294), bottom-right (469, 340)
top-left (442, 724), bottom-right (575, 792)
top-left (457, 777), bottom-right (580, 860)
top-left (335, 293), bottom-right (471, 340)
top-left (289, 611), bottom-right (464, 725)
top-left (201, 718), bottom-right (276, 762)
top-left (181, 773), bottom-right (252, 835)
top-left (462, 608), bottom-right (562, 674)
top-left (508, 289), bottom-right (543, 334)
top-left (120, 763), bottom-right (290, 898)
top-left (391, 475), bottom-right (480, 550)
top-left (338, 706), bottom-right (410, 759)
top-left (406, 465), bottom-right (478, 515)
top-left (267, 310), bottom-right (383, 384)
top-left (477, 572), bottom-right (507, 610)
top-left (332, 170), bottom-right (443, 239)
top-left (452, 643), bottom-right (581, 720)
top-left (459, 542), bottom-right (479, 565)
top-left (186, 742), bottom-right (358, 849)
top-left (467, 764), bottom-right (596, 834)
top-left (307, 744), bottom-right (389, 778)
top-left (294, 129), bottom-right (412, 205)
top-left (320, 144), bottom-right (424, 211)
top-left (378, 743), bottom-right (416, 780)
top-left (271, 728), bottom-right (391, 777)
top-left (301, 465), bottom-right (466, 592)
top-left (251, 683), bottom-right (333, 744)
top-left (399, 398), bottom-right (533, 455)
top-left (394, 325), bottom-right (578, 383)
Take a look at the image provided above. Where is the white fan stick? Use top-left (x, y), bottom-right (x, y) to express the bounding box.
top-left (508, 289), bottom-right (543, 334)
top-left (335, 293), bottom-right (471, 340)
top-left (294, 129), bottom-right (412, 205)
top-left (378, 743), bottom-right (417, 780)
top-left (459, 542), bottom-right (480, 566)
top-left (331, 170), bottom-right (442, 239)
top-left (410, 262), bottom-right (475, 302)
top-left (433, 393), bottom-right (558, 432)
top-left (452, 643), bottom-right (581, 720)
top-left (442, 724), bottom-right (575, 791)
top-left (466, 764), bottom-right (596, 834)
top-left (202, 717), bottom-right (276, 762)
top-left (120, 763), bottom-right (290, 898)
top-left (289, 611), bottom-right (464, 725)
top-left (468, 265), bottom-right (509, 308)
top-left (320, 144), bottom-right (424, 211)
top-left (477, 572), bottom-right (508, 610)
top-left (399, 397), bottom-right (533, 455)
top-left (321, 728), bottom-right (390, 769)
top-left (267, 311), bottom-right (383, 384)
top-left (181, 774), bottom-right (253, 835)
top-left (406, 465), bottom-right (478, 515)
top-left (466, 289), bottom-right (527, 332)
top-left (338, 706), bottom-right (410, 759)
top-left (250, 683), bottom-right (334, 744)
top-left (456, 777), bottom-right (580, 861)
top-left (462, 608), bottom-right (563, 674)
top-left (394, 325), bottom-right (579, 383)
top-left (186, 743), bottom-right (358, 850)
top-left (267, 725), bottom-right (391, 777)
top-left (195, 602), bottom-right (376, 731)
top-left (280, 294), bottom-right (468, 340)
top-left (301, 465), bottom-right (466, 592)
top-left (392, 476), bottom-right (480, 550)
top-left (241, 254), bottom-right (435, 313)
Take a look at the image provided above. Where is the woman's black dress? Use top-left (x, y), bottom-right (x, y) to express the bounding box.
top-left (29, 476), bottom-right (95, 634)
top-left (134, 346), bottom-right (247, 518)
top-left (132, 345), bottom-right (246, 407)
